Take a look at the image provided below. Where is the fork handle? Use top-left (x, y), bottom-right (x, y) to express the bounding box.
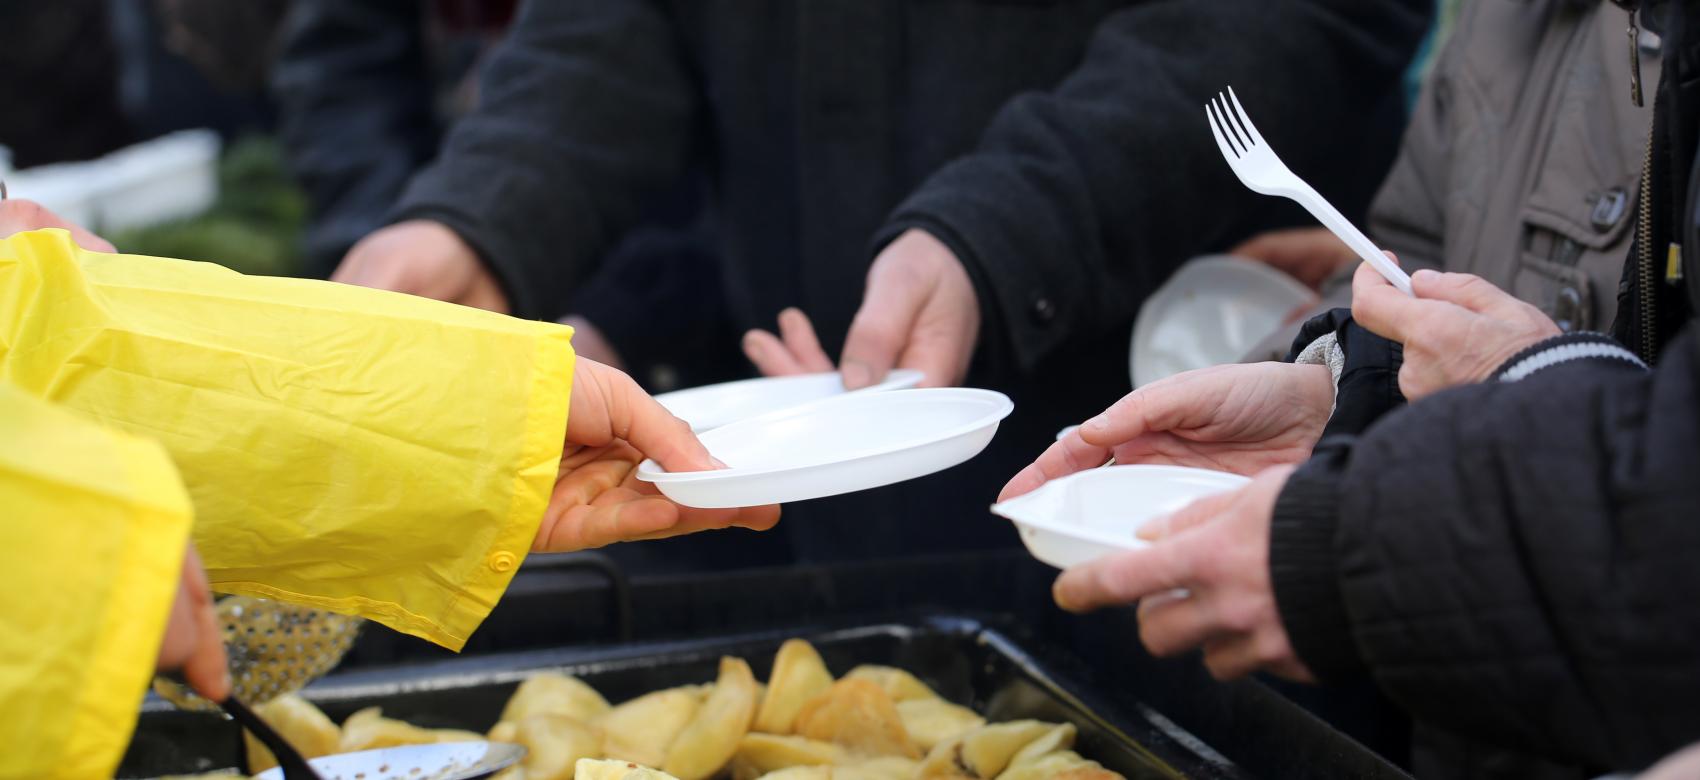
top-left (1291, 185), bottom-right (1413, 296)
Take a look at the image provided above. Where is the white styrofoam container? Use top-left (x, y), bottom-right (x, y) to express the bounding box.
top-left (991, 464), bottom-right (1249, 569)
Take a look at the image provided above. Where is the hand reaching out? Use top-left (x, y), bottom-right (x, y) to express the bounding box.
top-left (1001, 361), bottom-right (1333, 501)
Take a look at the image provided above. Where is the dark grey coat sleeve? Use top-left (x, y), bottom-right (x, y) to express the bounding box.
top-left (877, 0), bottom-right (1430, 373)
top-left (272, 0), bottom-right (438, 278)
top-left (390, 0), bottom-right (698, 319)
top-left (1270, 326), bottom-right (1700, 773)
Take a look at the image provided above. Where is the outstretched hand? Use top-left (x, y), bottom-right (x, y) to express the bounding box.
top-left (535, 359), bottom-right (780, 551)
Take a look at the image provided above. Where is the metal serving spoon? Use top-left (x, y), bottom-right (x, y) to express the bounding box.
top-left (250, 741), bottom-right (526, 780)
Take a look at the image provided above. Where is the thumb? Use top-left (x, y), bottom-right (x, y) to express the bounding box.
top-left (571, 360), bottom-right (716, 473)
top-left (1410, 269), bottom-right (1524, 316)
top-left (1135, 486), bottom-right (1239, 542)
top-left (840, 271), bottom-right (926, 390)
top-left (1350, 258), bottom-right (1433, 343)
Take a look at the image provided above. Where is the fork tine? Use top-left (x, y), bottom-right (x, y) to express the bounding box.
top-left (1226, 86), bottom-right (1266, 149)
top-left (1208, 98), bottom-right (1243, 156)
top-left (1207, 103), bottom-right (1240, 160)
top-left (1216, 91), bottom-right (1252, 151)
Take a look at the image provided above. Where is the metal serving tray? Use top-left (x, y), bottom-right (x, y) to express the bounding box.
top-left (121, 615), bottom-right (1246, 779)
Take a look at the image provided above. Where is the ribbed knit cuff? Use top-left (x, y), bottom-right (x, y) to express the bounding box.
top-left (1491, 332), bottom-right (1649, 382)
top-left (1269, 446), bottom-right (1368, 683)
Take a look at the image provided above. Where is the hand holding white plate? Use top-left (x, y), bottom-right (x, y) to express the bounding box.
top-left (991, 465), bottom-right (1249, 569)
top-left (655, 369), bottom-right (924, 432)
top-left (638, 388), bottom-right (1013, 508)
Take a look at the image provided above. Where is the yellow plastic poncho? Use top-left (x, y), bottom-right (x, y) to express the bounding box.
top-left (0, 229), bottom-right (576, 778)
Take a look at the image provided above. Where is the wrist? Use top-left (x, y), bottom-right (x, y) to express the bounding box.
top-left (1269, 446), bottom-right (1367, 683)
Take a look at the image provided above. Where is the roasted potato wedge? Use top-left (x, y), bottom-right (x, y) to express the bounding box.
top-left (754, 639), bottom-right (836, 734)
top-left (338, 706), bottom-right (446, 752)
top-left (499, 672), bottom-right (611, 724)
top-left (896, 698), bottom-right (986, 752)
top-left (795, 679), bottom-right (919, 758)
top-left (919, 721), bottom-right (1062, 779)
top-left (995, 751), bottom-right (1121, 780)
top-left (664, 657), bottom-right (761, 780)
top-left (1003, 723), bottom-right (1075, 769)
top-left (600, 686), bottom-right (705, 767)
top-left (732, 733), bottom-right (849, 780)
top-left (843, 756), bottom-right (921, 780)
top-left (484, 713), bottom-right (602, 780)
top-left (577, 758), bottom-right (684, 780)
top-left (842, 665), bottom-right (938, 702)
top-left (242, 694), bottom-right (340, 774)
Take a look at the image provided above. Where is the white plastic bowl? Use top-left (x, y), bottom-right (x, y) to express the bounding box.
top-left (990, 465), bottom-right (1249, 569)
top-left (638, 387), bottom-right (1013, 508)
top-left (655, 369), bottom-right (924, 432)
top-left (1131, 255), bottom-right (1315, 387)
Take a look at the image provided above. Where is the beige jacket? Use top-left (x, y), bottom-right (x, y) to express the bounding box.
top-left (1250, 0), bottom-right (1660, 359)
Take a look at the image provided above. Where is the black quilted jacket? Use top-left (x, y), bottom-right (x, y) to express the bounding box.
top-left (1269, 1), bottom-right (1700, 773)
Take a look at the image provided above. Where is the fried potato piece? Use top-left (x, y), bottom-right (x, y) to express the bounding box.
top-left (919, 721), bottom-right (1060, 779)
top-left (732, 733), bottom-right (849, 780)
top-left (501, 672), bottom-right (612, 723)
top-left (754, 639), bottom-right (836, 734)
top-left (664, 657), bottom-right (761, 780)
top-left (338, 706), bottom-right (444, 752)
top-left (795, 679), bottom-right (919, 759)
top-left (600, 687), bottom-right (705, 767)
top-left (436, 728), bottom-right (488, 742)
top-left (959, 721), bottom-right (1058, 778)
top-left (994, 751), bottom-right (1121, 780)
top-left (577, 758), bottom-right (684, 780)
top-left (482, 713), bottom-right (602, 780)
top-left (242, 694), bottom-right (340, 774)
top-left (753, 768), bottom-right (833, 780)
top-left (752, 759), bottom-right (921, 780)
top-left (842, 756), bottom-right (920, 780)
top-left (895, 699), bottom-right (986, 752)
top-left (842, 666), bottom-right (938, 702)
top-left (1002, 723), bottom-right (1075, 770)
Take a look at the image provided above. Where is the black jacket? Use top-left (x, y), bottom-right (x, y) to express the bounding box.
top-left (389, 0), bottom-right (1428, 559)
top-left (1270, 1), bottom-right (1700, 772)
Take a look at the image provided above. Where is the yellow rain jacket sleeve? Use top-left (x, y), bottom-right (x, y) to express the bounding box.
top-left (0, 383), bottom-right (193, 780)
top-left (0, 229), bottom-right (576, 650)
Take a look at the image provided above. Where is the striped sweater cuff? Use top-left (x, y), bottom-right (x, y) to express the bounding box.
top-left (1491, 333), bottom-right (1648, 383)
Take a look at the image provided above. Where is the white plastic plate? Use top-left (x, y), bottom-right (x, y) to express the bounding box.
top-left (638, 387), bottom-right (1013, 508)
top-left (1131, 255), bottom-right (1315, 387)
top-left (655, 369), bottom-right (924, 432)
top-left (990, 465), bottom-right (1249, 569)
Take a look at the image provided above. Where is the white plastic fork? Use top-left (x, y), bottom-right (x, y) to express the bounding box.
top-left (1207, 87), bottom-right (1413, 296)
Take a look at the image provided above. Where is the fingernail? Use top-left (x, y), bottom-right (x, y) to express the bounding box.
top-left (1411, 269), bottom-right (1438, 283)
top-left (711, 457), bottom-right (729, 469)
top-left (1052, 580), bottom-right (1078, 612)
top-left (842, 361), bottom-right (872, 389)
top-left (741, 333), bottom-right (763, 359)
top-left (1084, 414), bottom-right (1108, 432)
top-left (1135, 514), bottom-right (1168, 541)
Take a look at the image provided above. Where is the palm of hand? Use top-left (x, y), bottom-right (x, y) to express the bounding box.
top-left (535, 443), bottom-right (782, 552)
top-left (1109, 363), bottom-right (1331, 475)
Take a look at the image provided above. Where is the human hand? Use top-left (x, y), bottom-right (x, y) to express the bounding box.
top-left (1230, 227), bottom-right (1355, 291)
top-left (155, 543), bottom-right (231, 702)
top-left (1053, 465), bottom-right (1313, 682)
top-left (999, 362), bottom-right (1332, 501)
top-left (0, 198), bottom-right (116, 251)
top-left (532, 358), bottom-right (780, 551)
top-left (333, 220), bottom-right (510, 313)
top-left (1351, 260), bottom-right (1560, 400)
top-left (742, 229), bottom-right (980, 388)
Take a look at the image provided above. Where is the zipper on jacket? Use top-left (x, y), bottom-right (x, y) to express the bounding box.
top-left (1635, 124), bottom-right (1658, 362)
